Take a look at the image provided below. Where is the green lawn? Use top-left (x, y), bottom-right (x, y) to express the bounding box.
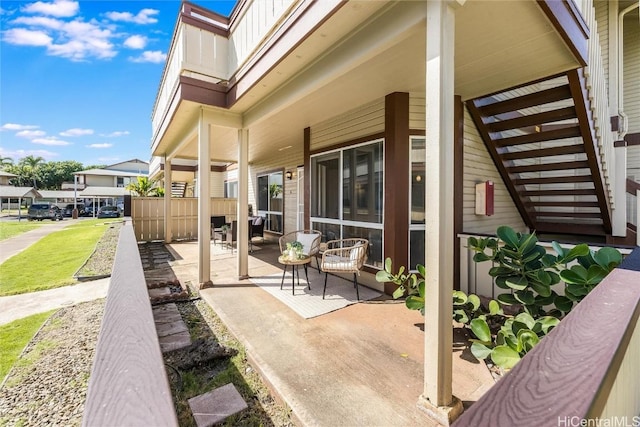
top-left (0, 222), bottom-right (109, 296)
top-left (0, 311), bottom-right (54, 382)
top-left (0, 222), bottom-right (42, 241)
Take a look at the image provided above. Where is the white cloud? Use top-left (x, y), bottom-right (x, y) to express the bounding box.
top-left (3, 28), bottom-right (52, 46)
top-left (16, 130), bottom-right (46, 138)
top-left (105, 8), bottom-right (159, 25)
top-left (129, 50), bottom-right (166, 63)
top-left (1, 123), bottom-right (39, 131)
top-left (32, 137), bottom-right (71, 146)
top-left (22, 0), bottom-right (79, 18)
top-left (100, 131), bottom-right (129, 137)
top-left (60, 128), bottom-right (93, 137)
top-left (123, 35), bottom-right (147, 49)
top-left (12, 16), bottom-right (64, 30)
top-left (0, 147), bottom-right (58, 160)
top-left (87, 143), bottom-right (113, 148)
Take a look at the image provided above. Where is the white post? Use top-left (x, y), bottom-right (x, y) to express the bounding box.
top-left (237, 129), bottom-right (250, 279)
top-left (197, 109), bottom-right (212, 287)
top-left (637, 190), bottom-right (640, 247)
top-left (164, 157), bottom-right (172, 243)
top-left (612, 145), bottom-right (627, 236)
top-left (421, 0), bottom-right (463, 425)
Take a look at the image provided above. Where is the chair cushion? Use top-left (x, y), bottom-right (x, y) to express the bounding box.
top-left (253, 216), bottom-right (263, 225)
top-left (296, 232), bottom-right (318, 255)
top-left (322, 255), bottom-right (356, 272)
top-left (350, 243), bottom-right (364, 261)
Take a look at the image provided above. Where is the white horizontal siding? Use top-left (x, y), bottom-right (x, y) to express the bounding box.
top-left (595, 0), bottom-right (610, 93)
top-left (409, 94), bottom-right (425, 130)
top-left (310, 99), bottom-right (384, 151)
top-left (462, 106), bottom-right (527, 234)
top-left (210, 171), bottom-right (224, 197)
top-left (623, 19), bottom-right (640, 134)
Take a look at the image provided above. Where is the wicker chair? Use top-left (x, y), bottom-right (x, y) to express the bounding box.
top-left (279, 230), bottom-right (322, 271)
top-left (320, 238), bottom-right (368, 300)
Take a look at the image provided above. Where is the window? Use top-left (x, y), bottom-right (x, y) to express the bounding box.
top-left (257, 171), bottom-right (283, 233)
top-left (311, 139), bottom-right (384, 268)
top-left (224, 180), bottom-right (238, 198)
top-left (409, 137), bottom-right (426, 268)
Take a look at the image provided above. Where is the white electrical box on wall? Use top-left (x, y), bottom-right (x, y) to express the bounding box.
top-left (475, 181), bottom-right (494, 216)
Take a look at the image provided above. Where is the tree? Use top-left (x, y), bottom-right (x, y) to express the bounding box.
top-left (36, 161), bottom-right (84, 190)
top-left (20, 155), bottom-right (45, 188)
top-left (126, 176), bottom-right (161, 196)
top-left (0, 156), bottom-right (13, 169)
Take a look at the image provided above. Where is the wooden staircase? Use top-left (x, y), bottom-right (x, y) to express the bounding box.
top-left (171, 181), bottom-right (187, 197)
top-left (467, 69), bottom-right (612, 238)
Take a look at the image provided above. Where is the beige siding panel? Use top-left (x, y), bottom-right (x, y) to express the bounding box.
top-left (310, 99), bottom-right (384, 151)
top-left (624, 19), bottom-right (640, 133)
top-left (595, 0), bottom-right (610, 92)
top-left (86, 176), bottom-right (114, 187)
top-left (409, 93), bottom-right (426, 130)
top-left (463, 107), bottom-right (527, 234)
top-left (628, 146), bottom-right (640, 180)
top-left (210, 171), bottom-right (224, 197)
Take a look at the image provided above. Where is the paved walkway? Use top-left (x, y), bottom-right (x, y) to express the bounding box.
top-left (0, 220), bottom-right (109, 325)
top-left (0, 220), bottom-right (69, 264)
top-left (0, 278), bottom-right (110, 326)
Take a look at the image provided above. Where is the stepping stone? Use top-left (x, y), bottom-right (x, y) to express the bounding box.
top-left (152, 303), bottom-right (191, 353)
top-left (148, 287), bottom-right (171, 299)
top-left (188, 383), bottom-right (248, 427)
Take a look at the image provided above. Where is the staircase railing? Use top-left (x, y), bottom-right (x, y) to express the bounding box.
top-left (579, 0), bottom-right (616, 208)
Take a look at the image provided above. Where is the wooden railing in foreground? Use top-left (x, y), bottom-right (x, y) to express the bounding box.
top-left (82, 219), bottom-right (178, 426)
top-left (454, 247), bottom-right (640, 426)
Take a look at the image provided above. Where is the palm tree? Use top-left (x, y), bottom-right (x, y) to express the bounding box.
top-left (21, 155), bottom-right (44, 188)
top-left (126, 176), bottom-right (160, 196)
top-left (0, 156), bottom-right (13, 170)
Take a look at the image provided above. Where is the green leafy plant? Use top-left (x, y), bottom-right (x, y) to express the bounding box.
top-left (375, 258), bottom-right (426, 314)
top-left (286, 241), bottom-right (303, 252)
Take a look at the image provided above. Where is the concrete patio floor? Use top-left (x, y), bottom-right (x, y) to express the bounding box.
top-left (166, 237), bottom-right (495, 426)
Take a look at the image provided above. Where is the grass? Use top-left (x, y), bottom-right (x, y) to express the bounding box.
top-left (0, 221), bottom-right (109, 296)
top-left (0, 310), bottom-right (55, 383)
top-left (0, 222), bottom-right (42, 241)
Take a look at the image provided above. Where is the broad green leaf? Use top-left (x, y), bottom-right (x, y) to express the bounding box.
top-left (384, 257), bottom-right (392, 273)
top-left (514, 312), bottom-right (535, 329)
top-left (488, 299), bottom-right (501, 315)
top-left (548, 271), bottom-right (561, 285)
top-left (519, 233), bottom-right (539, 256)
top-left (470, 318), bottom-right (492, 342)
top-left (495, 277), bottom-right (511, 289)
top-left (517, 330), bottom-right (539, 353)
top-left (468, 294), bottom-right (481, 311)
top-left (392, 286), bottom-right (405, 300)
top-left (586, 265), bottom-right (608, 284)
top-left (497, 226), bottom-right (520, 248)
top-left (453, 309), bottom-right (469, 324)
top-left (376, 270), bottom-right (393, 283)
top-left (487, 239), bottom-right (498, 249)
top-left (497, 293), bottom-right (518, 305)
top-left (506, 275), bottom-right (528, 291)
top-left (398, 266), bottom-right (405, 276)
top-left (405, 296), bottom-right (424, 311)
top-left (489, 266), bottom-right (515, 276)
top-left (470, 342), bottom-right (493, 360)
top-left (560, 265), bottom-right (588, 284)
top-left (530, 280), bottom-right (552, 297)
top-left (452, 290), bottom-right (467, 305)
top-left (417, 279), bottom-right (426, 298)
top-left (566, 283), bottom-right (589, 297)
top-left (473, 253), bottom-right (491, 263)
top-left (417, 264), bottom-right (426, 278)
top-left (554, 296), bottom-right (573, 313)
top-left (514, 290), bottom-right (535, 305)
top-left (535, 316), bottom-right (560, 334)
top-left (552, 241), bottom-right (565, 258)
top-left (593, 247), bottom-right (622, 269)
top-left (535, 291), bottom-right (557, 306)
top-left (491, 345), bottom-right (521, 370)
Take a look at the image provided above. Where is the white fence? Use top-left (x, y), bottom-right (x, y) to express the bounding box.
top-left (131, 197), bottom-right (237, 242)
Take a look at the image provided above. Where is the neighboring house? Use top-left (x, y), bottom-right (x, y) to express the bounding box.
top-left (0, 170), bottom-right (17, 186)
top-left (37, 190), bottom-right (77, 207)
top-left (71, 159), bottom-right (149, 207)
top-left (150, 0), bottom-right (639, 419)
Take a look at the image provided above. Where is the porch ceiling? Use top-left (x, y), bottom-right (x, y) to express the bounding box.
top-left (159, 0), bottom-right (582, 165)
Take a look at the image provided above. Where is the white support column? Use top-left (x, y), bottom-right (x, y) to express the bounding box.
top-left (164, 157), bottom-right (173, 243)
top-left (198, 109), bottom-right (212, 288)
top-left (237, 129), bottom-right (250, 279)
top-left (421, 0), bottom-right (463, 425)
top-left (612, 145), bottom-right (627, 236)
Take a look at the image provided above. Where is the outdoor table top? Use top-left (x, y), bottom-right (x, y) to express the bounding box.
top-left (278, 255), bottom-right (311, 266)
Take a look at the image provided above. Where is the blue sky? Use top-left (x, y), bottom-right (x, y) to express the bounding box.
top-left (0, 0), bottom-right (235, 167)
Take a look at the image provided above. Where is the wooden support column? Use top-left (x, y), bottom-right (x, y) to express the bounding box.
top-left (384, 92), bottom-right (410, 295)
top-left (237, 129), bottom-right (249, 279)
top-left (304, 127), bottom-right (311, 230)
top-left (164, 157), bottom-right (172, 244)
top-left (198, 109), bottom-right (212, 288)
top-left (421, 0), bottom-right (463, 425)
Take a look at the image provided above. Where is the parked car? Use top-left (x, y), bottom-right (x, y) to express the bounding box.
top-left (97, 205), bottom-right (121, 218)
top-left (62, 203), bottom-right (85, 217)
top-left (83, 202), bottom-right (105, 216)
top-left (28, 203), bottom-right (63, 221)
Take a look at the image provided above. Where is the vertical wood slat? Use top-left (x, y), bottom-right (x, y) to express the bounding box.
top-left (82, 220), bottom-right (178, 426)
top-left (131, 197), bottom-right (237, 242)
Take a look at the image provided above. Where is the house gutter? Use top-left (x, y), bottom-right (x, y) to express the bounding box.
top-left (617, 1), bottom-right (639, 139)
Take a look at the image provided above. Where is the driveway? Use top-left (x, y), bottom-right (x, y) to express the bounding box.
top-left (0, 220), bottom-right (69, 264)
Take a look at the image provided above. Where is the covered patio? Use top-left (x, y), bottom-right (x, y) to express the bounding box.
top-left (163, 236), bottom-right (495, 426)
